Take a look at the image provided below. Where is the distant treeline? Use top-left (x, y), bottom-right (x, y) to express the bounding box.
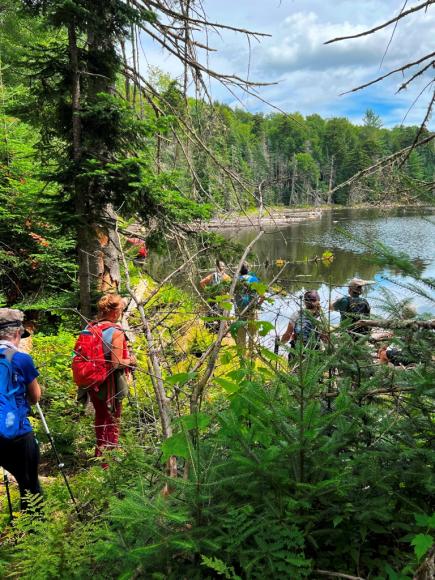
top-left (161, 101), bottom-right (434, 209)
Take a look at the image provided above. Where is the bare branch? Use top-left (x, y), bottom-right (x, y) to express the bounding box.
top-left (379, 0), bottom-right (408, 69)
top-left (326, 133), bottom-right (435, 197)
top-left (315, 570), bottom-right (365, 580)
top-left (398, 62), bottom-right (434, 93)
top-left (359, 318), bottom-right (435, 330)
top-left (131, 0), bottom-right (271, 38)
top-left (325, 0), bottom-right (435, 44)
top-left (340, 52), bottom-right (435, 95)
top-left (190, 230), bottom-right (265, 413)
top-left (399, 87), bottom-right (435, 166)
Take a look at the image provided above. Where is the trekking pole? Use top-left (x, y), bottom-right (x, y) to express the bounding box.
top-left (2, 468), bottom-right (13, 522)
top-left (274, 337), bottom-right (279, 355)
top-left (35, 403), bottom-right (81, 519)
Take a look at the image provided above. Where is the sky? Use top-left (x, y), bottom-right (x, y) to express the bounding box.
top-left (139, 0), bottom-right (435, 127)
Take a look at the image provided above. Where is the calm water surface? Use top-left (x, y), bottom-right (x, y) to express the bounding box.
top-left (220, 207), bottom-right (435, 338)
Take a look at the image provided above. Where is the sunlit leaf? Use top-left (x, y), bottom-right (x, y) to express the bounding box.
top-left (165, 372), bottom-right (196, 386)
top-left (411, 533), bottom-right (433, 560)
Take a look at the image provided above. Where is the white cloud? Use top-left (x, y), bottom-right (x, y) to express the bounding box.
top-left (137, 1), bottom-right (435, 127)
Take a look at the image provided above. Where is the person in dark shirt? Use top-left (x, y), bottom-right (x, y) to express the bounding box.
top-left (331, 278), bottom-right (371, 336)
top-left (280, 290), bottom-right (327, 351)
top-left (0, 308), bottom-right (42, 510)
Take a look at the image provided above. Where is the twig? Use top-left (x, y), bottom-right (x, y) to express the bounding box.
top-left (315, 569), bottom-right (366, 580)
top-left (190, 231), bottom-right (264, 413)
top-left (325, 1), bottom-right (435, 44)
top-left (339, 52), bottom-right (435, 95)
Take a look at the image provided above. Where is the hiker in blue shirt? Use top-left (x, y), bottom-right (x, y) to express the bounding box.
top-left (0, 308), bottom-right (42, 510)
top-left (234, 263), bottom-right (264, 356)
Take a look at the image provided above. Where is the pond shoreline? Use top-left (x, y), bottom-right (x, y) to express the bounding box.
top-left (198, 203), bottom-right (432, 229)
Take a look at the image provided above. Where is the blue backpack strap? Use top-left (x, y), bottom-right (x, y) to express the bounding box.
top-left (0, 347), bottom-right (19, 396)
top-left (0, 347), bottom-right (16, 363)
top-left (101, 325), bottom-right (118, 360)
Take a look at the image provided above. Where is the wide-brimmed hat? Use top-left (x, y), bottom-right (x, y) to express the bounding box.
top-left (349, 278), bottom-right (366, 289)
top-left (0, 308), bottom-right (30, 338)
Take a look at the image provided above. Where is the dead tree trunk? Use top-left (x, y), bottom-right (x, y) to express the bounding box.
top-left (290, 154), bottom-right (297, 206)
top-left (327, 155), bottom-right (334, 204)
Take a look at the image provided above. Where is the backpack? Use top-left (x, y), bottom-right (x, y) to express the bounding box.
top-left (347, 296), bottom-right (370, 317)
top-left (0, 347), bottom-right (25, 439)
top-left (72, 322), bottom-right (119, 390)
top-left (211, 271), bottom-right (223, 286)
top-left (293, 312), bottom-right (319, 346)
top-left (234, 274), bottom-right (259, 314)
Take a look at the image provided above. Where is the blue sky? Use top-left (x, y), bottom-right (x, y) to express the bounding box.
top-left (138, 0), bottom-right (434, 127)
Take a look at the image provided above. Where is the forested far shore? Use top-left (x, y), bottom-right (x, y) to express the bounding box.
top-left (170, 104), bottom-right (435, 208)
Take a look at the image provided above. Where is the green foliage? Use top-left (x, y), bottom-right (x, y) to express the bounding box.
top-left (0, 5), bottom-right (434, 580)
top-left (0, 110), bottom-right (76, 303)
top-left (201, 555), bottom-right (241, 579)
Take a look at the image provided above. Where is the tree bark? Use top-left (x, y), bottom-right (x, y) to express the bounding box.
top-left (73, 23), bottom-right (121, 317)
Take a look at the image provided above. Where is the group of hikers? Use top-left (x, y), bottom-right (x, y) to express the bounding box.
top-left (200, 259), bottom-right (372, 353)
top-left (0, 294), bottom-right (134, 514)
top-left (0, 260), bottom-right (419, 515)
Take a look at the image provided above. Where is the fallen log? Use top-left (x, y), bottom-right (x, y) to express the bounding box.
top-left (359, 318), bottom-right (434, 330)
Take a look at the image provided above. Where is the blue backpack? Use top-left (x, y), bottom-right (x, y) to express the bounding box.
top-left (293, 311), bottom-right (320, 347)
top-left (235, 274), bottom-right (259, 313)
top-left (0, 348), bottom-right (24, 439)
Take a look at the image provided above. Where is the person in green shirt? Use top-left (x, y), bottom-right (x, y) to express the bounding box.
top-left (331, 278), bottom-right (371, 336)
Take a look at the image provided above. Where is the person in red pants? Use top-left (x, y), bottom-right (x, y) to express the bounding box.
top-left (89, 295), bottom-right (136, 463)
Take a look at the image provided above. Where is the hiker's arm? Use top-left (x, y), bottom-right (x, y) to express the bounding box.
top-left (281, 322), bottom-right (294, 343)
top-left (27, 379), bottom-right (41, 404)
top-left (330, 296), bottom-right (345, 312)
top-left (111, 330), bottom-right (136, 369)
top-left (199, 274), bottom-right (212, 289)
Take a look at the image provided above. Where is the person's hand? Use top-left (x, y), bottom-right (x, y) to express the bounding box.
top-left (128, 354), bottom-right (137, 368)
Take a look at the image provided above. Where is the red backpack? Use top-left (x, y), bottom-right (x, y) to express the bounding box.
top-left (72, 322), bottom-right (118, 390)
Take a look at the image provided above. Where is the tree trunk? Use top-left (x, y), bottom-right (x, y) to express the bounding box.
top-left (73, 26), bottom-right (121, 317)
top-left (290, 154), bottom-right (297, 205)
top-left (327, 155), bottom-right (334, 204)
top-left (76, 206), bottom-right (120, 318)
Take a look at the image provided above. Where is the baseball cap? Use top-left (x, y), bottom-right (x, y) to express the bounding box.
top-left (0, 308), bottom-right (30, 338)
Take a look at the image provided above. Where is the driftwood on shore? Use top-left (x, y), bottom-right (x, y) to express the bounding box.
top-left (202, 209), bottom-right (323, 229)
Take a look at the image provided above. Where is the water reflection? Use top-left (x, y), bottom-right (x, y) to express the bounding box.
top-left (220, 207), bottom-right (435, 322)
top-left (148, 208), bottom-right (435, 336)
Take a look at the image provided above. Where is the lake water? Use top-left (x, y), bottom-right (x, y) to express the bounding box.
top-left (220, 207), bottom-right (435, 339)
